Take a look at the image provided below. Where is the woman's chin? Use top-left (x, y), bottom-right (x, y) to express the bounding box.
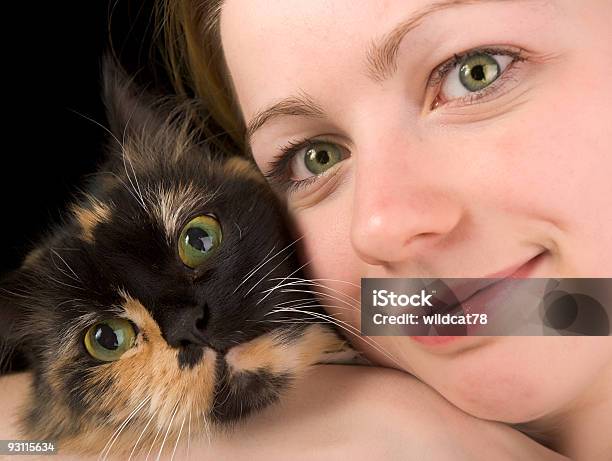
top-left (414, 336), bottom-right (612, 424)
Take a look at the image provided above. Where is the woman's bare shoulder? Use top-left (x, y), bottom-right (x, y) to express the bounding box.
top-left (0, 367), bottom-right (425, 460)
top-left (0, 372), bottom-right (32, 439)
top-left (0, 367), bottom-right (566, 460)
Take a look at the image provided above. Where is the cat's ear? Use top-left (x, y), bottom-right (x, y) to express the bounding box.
top-left (101, 55), bottom-right (163, 142)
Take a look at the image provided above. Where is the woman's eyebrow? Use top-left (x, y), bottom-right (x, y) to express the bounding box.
top-left (246, 92), bottom-right (324, 141)
top-left (246, 0), bottom-right (537, 140)
top-left (365, 0), bottom-right (534, 81)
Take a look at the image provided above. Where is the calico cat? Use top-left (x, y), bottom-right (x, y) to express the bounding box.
top-left (0, 60), bottom-right (353, 456)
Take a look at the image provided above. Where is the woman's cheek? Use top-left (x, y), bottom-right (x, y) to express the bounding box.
top-left (292, 195), bottom-right (363, 308)
top-left (292, 185), bottom-right (356, 276)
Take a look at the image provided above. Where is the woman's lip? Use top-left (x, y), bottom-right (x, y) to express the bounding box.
top-left (410, 251), bottom-right (548, 346)
top-left (410, 336), bottom-right (463, 346)
top-left (483, 250), bottom-right (548, 279)
top-left (440, 251), bottom-right (549, 305)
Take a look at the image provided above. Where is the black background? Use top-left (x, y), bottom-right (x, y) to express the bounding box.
top-left (2, 1), bottom-right (171, 275)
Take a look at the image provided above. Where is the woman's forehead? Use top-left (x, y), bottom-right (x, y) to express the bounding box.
top-left (220, 0), bottom-right (382, 114)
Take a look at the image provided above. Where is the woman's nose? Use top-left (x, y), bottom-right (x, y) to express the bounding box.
top-left (350, 143), bottom-right (463, 267)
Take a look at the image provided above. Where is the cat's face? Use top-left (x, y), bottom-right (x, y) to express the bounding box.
top-left (0, 62), bottom-right (347, 455)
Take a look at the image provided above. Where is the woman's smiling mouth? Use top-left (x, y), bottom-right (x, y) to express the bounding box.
top-left (411, 250), bottom-right (550, 347)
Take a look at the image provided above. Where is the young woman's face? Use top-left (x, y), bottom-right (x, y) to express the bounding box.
top-left (220, 0), bottom-right (612, 423)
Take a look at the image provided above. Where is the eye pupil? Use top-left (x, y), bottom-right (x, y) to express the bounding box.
top-left (316, 150), bottom-right (330, 164)
top-left (94, 324), bottom-right (119, 350)
top-left (470, 65), bottom-right (485, 81)
top-left (185, 227), bottom-right (213, 253)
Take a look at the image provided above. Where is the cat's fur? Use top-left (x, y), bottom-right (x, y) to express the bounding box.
top-left (0, 60), bottom-right (352, 455)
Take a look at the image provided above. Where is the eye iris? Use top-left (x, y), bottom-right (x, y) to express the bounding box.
top-left (94, 324), bottom-right (120, 350)
top-left (178, 216), bottom-right (222, 268)
top-left (84, 319), bottom-right (136, 362)
top-left (185, 227), bottom-right (213, 253)
top-left (459, 54), bottom-right (500, 91)
top-left (304, 143), bottom-right (341, 175)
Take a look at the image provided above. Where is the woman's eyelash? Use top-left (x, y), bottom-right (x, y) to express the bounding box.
top-left (428, 46), bottom-right (525, 89)
top-left (264, 137), bottom-right (319, 192)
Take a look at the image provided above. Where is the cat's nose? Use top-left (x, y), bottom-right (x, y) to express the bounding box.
top-left (162, 303), bottom-right (209, 348)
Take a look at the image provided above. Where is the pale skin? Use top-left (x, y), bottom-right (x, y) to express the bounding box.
top-left (0, 368), bottom-right (566, 460)
top-left (1, 0), bottom-right (611, 459)
top-left (220, 0), bottom-right (612, 459)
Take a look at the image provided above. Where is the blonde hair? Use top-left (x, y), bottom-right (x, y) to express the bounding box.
top-left (155, 0), bottom-right (245, 151)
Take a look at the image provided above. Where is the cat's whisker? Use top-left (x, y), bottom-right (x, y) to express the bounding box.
top-left (169, 413), bottom-right (186, 461)
top-left (277, 288), bottom-right (360, 312)
top-left (99, 395), bottom-right (151, 461)
top-left (238, 388), bottom-right (245, 421)
top-left (269, 297), bottom-right (323, 307)
top-left (121, 148), bottom-right (149, 213)
top-left (233, 220), bottom-right (243, 240)
top-left (269, 290), bottom-right (357, 310)
top-left (269, 276), bottom-right (361, 289)
top-left (144, 409), bottom-right (166, 461)
top-left (275, 299), bottom-right (358, 313)
top-left (243, 249), bottom-right (298, 299)
top-left (115, 93), bottom-right (149, 213)
top-left (234, 235), bottom-right (304, 294)
top-left (269, 302), bottom-right (356, 313)
top-left (68, 108), bottom-right (123, 151)
top-left (261, 277), bottom-right (360, 305)
top-left (187, 408), bottom-right (192, 460)
top-left (128, 406), bottom-right (159, 461)
top-left (214, 375), bottom-right (235, 411)
top-left (155, 400), bottom-right (180, 461)
top-left (236, 244), bottom-right (277, 292)
top-left (55, 297), bottom-right (88, 309)
top-left (45, 272), bottom-right (85, 292)
top-left (266, 277), bottom-right (360, 305)
top-left (206, 183), bottom-right (224, 205)
top-left (233, 245), bottom-right (281, 295)
top-left (265, 280), bottom-right (360, 306)
top-left (260, 318), bottom-right (326, 325)
top-left (99, 170), bottom-right (149, 212)
top-left (49, 249), bottom-right (82, 283)
top-left (0, 287), bottom-right (36, 300)
top-left (271, 307), bottom-right (402, 367)
top-left (202, 412), bottom-right (212, 446)
top-left (255, 259), bottom-right (313, 306)
top-left (274, 306), bottom-right (396, 365)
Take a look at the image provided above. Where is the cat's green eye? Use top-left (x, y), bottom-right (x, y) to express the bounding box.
top-left (178, 215), bottom-right (222, 268)
top-left (84, 319), bottom-right (136, 362)
top-left (303, 142), bottom-right (343, 175)
top-left (459, 53), bottom-right (501, 92)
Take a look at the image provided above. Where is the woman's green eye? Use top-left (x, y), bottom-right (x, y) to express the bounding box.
top-left (178, 215), bottom-right (222, 268)
top-left (438, 52), bottom-right (514, 102)
top-left (459, 53), bottom-right (500, 91)
top-left (84, 319), bottom-right (136, 362)
top-left (303, 142), bottom-right (343, 175)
